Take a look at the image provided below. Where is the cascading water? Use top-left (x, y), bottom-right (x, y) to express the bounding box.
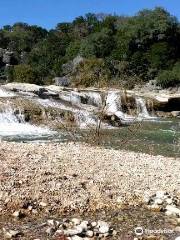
top-left (105, 91), bottom-right (135, 123)
top-left (0, 105), bottom-right (54, 139)
top-left (37, 98), bottom-right (98, 128)
top-left (0, 87), bottom-right (16, 97)
top-left (84, 91), bottom-right (102, 107)
top-left (135, 97), bottom-right (155, 120)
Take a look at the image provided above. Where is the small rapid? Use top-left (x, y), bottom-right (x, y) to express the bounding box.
top-left (0, 106), bottom-right (54, 139)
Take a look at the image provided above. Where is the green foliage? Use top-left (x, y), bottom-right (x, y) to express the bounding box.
top-left (0, 8), bottom-right (180, 88)
top-left (157, 68), bottom-right (180, 88)
top-left (13, 64), bottom-right (40, 84)
top-left (72, 58), bottom-right (110, 87)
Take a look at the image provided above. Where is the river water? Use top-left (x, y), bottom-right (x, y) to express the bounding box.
top-left (0, 86), bottom-right (179, 157)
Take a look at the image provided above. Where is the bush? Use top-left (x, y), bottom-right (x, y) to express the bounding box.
top-left (72, 58), bottom-right (110, 87)
top-left (157, 70), bottom-right (180, 88)
top-left (13, 64), bottom-right (41, 84)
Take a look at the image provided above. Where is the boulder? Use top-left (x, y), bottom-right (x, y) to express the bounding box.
top-left (54, 77), bottom-right (70, 87)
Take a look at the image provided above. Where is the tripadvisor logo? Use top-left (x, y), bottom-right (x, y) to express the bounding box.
top-left (134, 227), bottom-right (144, 236)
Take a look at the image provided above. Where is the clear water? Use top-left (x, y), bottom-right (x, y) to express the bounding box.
top-left (1, 119), bottom-right (179, 158)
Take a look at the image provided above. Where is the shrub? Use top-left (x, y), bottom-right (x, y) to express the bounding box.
top-left (71, 58), bottom-right (110, 87)
top-left (157, 70), bottom-right (180, 88)
top-left (13, 64), bottom-right (41, 84)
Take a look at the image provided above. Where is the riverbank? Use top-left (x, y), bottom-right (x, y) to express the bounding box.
top-left (0, 142), bottom-right (180, 239)
top-left (0, 141), bottom-right (180, 207)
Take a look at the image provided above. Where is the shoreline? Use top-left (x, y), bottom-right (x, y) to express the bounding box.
top-left (0, 141), bottom-right (179, 208)
top-left (0, 141), bottom-right (180, 239)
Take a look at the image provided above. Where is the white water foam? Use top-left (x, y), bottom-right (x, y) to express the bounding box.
top-left (0, 87), bottom-right (16, 97)
top-left (0, 107), bottom-right (53, 137)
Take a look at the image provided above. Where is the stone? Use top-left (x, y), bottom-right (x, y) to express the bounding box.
top-left (12, 210), bottom-right (22, 218)
top-left (166, 205), bottom-right (180, 216)
top-left (46, 227), bottom-right (55, 235)
top-left (91, 221), bottom-right (97, 227)
top-left (54, 77), bottom-right (70, 87)
top-left (175, 237), bottom-right (180, 240)
top-left (156, 191), bottom-right (166, 199)
top-left (47, 219), bottom-right (56, 227)
top-left (54, 229), bottom-right (64, 236)
top-left (86, 230), bottom-right (93, 237)
top-left (175, 226), bottom-right (180, 232)
top-left (150, 204), bottom-right (161, 212)
top-left (171, 111), bottom-right (180, 117)
top-left (39, 201), bottom-right (47, 207)
top-left (3, 229), bottom-right (21, 239)
top-left (71, 218), bottom-right (81, 225)
top-left (79, 221), bottom-right (88, 231)
top-left (97, 221), bottom-right (109, 234)
top-left (166, 198), bottom-right (173, 204)
top-left (165, 210), bottom-right (176, 217)
top-left (154, 198), bottom-right (163, 205)
top-left (64, 226), bottom-right (83, 236)
top-left (71, 236), bottom-right (84, 240)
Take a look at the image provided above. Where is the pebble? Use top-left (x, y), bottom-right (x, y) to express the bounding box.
top-left (91, 221), bottom-right (97, 227)
top-left (12, 210), bottom-right (22, 218)
top-left (71, 236), bottom-right (84, 240)
top-left (175, 226), bottom-right (180, 232)
top-left (64, 227), bottom-right (83, 236)
top-left (86, 230), bottom-right (94, 237)
top-left (3, 229), bottom-right (21, 239)
top-left (98, 220), bottom-right (110, 234)
top-left (175, 237), bottom-right (180, 240)
top-left (39, 201), bottom-right (47, 207)
top-left (166, 205), bottom-right (180, 216)
top-left (46, 227), bottom-right (55, 235)
top-left (166, 198), bottom-right (173, 204)
top-left (47, 219), bottom-right (55, 227)
top-left (71, 218), bottom-right (81, 225)
top-left (154, 198), bottom-right (163, 205)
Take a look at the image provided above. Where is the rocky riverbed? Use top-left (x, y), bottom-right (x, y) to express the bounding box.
top-left (0, 142), bottom-right (180, 239)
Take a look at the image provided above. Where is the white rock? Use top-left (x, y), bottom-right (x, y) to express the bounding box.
top-left (154, 198), bottom-right (163, 205)
top-left (166, 205), bottom-right (180, 216)
top-left (165, 210), bottom-right (176, 217)
top-left (54, 229), bottom-right (64, 236)
top-left (3, 229), bottom-right (21, 239)
top-left (12, 210), bottom-right (21, 218)
top-left (86, 230), bottom-right (93, 237)
top-left (175, 227), bottom-right (180, 232)
top-left (166, 198), bottom-right (173, 204)
top-left (39, 201), bottom-right (47, 207)
top-left (71, 236), bottom-right (84, 240)
top-left (97, 221), bottom-right (109, 234)
top-left (64, 226), bottom-right (83, 236)
top-left (79, 221), bottom-right (88, 231)
top-left (71, 218), bottom-right (81, 225)
top-left (156, 191), bottom-right (165, 199)
top-left (46, 227), bottom-right (55, 235)
top-left (175, 237), bottom-right (180, 240)
top-left (91, 221), bottom-right (97, 227)
top-left (47, 219), bottom-right (55, 226)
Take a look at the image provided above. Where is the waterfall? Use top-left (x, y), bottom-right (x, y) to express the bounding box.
top-left (0, 87), bottom-right (15, 97)
top-left (105, 91), bottom-right (127, 120)
top-left (37, 98), bottom-right (98, 128)
top-left (85, 91), bottom-right (102, 107)
top-left (135, 97), bottom-right (151, 118)
top-left (74, 110), bottom-right (97, 128)
top-left (0, 105), bottom-right (53, 138)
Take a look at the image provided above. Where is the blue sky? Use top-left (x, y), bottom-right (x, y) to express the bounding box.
top-left (1, 0), bottom-right (180, 29)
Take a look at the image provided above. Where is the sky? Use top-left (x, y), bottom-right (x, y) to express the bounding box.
top-left (1, 0), bottom-right (180, 29)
